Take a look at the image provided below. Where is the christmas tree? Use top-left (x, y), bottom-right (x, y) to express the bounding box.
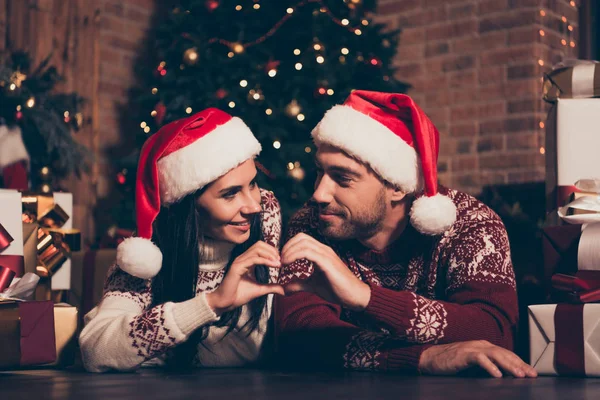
top-left (0, 51), bottom-right (88, 192)
top-left (117, 0), bottom-right (407, 229)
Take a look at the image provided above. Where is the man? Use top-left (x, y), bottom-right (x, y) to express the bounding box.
top-left (275, 91), bottom-right (536, 378)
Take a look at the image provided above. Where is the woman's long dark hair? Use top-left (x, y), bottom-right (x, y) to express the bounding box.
top-left (151, 190), bottom-right (269, 368)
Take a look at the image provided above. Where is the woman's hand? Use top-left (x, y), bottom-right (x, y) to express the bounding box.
top-left (206, 241), bottom-right (284, 316)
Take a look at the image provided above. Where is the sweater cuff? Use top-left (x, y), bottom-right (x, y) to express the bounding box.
top-left (171, 292), bottom-right (220, 337)
top-left (386, 344), bottom-right (431, 374)
top-left (364, 285), bottom-right (414, 334)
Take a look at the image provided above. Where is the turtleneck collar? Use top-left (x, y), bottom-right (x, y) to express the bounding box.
top-left (198, 238), bottom-right (236, 271)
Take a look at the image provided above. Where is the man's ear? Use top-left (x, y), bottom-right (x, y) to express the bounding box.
top-left (389, 186), bottom-right (408, 202)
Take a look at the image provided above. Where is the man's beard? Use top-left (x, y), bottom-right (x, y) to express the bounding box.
top-left (318, 189), bottom-right (387, 241)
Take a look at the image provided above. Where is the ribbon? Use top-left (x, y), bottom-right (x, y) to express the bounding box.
top-left (21, 193), bottom-right (69, 228)
top-left (558, 179), bottom-right (600, 224)
top-left (0, 222), bottom-right (24, 282)
top-left (0, 222), bottom-right (14, 251)
top-left (551, 272), bottom-right (600, 303)
top-left (555, 303), bottom-right (586, 376)
top-left (543, 60), bottom-right (600, 102)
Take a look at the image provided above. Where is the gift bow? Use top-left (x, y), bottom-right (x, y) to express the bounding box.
top-left (551, 273), bottom-right (600, 303)
top-left (21, 193), bottom-right (81, 278)
top-left (543, 59), bottom-right (600, 102)
top-left (558, 179), bottom-right (600, 224)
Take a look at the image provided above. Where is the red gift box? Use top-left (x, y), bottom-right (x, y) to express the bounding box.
top-left (0, 300), bottom-right (56, 368)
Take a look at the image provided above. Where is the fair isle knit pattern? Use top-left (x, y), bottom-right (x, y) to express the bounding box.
top-left (80, 189), bottom-right (281, 372)
top-left (275, 187), bottom-right (518, 373)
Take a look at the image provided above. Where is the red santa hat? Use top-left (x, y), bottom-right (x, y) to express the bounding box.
top-left (312, 90), bottom-right (456, 235)
top-left (117, 108), bottom-right (262, 279)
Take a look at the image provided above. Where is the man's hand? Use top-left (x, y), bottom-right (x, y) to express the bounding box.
top-left (419, 340), bottom-right (538, 378)
top-left (281, 233), bottom-right (371, 311)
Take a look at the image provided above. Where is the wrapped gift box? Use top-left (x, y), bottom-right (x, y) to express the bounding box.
top-left (529, 303), bottom-right (600, 377)
top-left (0, 300), bottom-right (56, 368)
top-left (545, 99), bottom-right (600, 211)
top-left (49, 303), bottom-right (78, 367)
top-left (0, 189), bottom-right (24, 288)
top-left (70, 249), bottom-right (116, 317)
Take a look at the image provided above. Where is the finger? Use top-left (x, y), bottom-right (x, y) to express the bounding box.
top-left (281, 233), bottom-right (315, 254)
top-left (471, 353), bottom-right (503, 378)
top-left (502, 351), bottom-right (537, 378)
top-left (281, 246), bottom-right (322, 267)
top-left (254, 241), bottom-right (280, 260)
top-left (232, 255), bottom-right (281, 274)
top-left (485, 351), bottom-right (525, 378)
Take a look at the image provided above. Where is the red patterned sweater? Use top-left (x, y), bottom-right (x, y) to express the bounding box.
top-left (275, 187), bottom-right (518, 373)
top-left (80, 189), bottom-right (281, 372)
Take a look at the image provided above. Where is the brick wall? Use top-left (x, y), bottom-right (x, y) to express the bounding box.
top-left (96, 0), bottom-right (156, 199)
top-left (375, 0), bottom-right (579, 195)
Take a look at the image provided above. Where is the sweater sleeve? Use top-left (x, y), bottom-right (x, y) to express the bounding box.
top-left (362, 217), bottom-right (518, 349)
top-left (275, 291), bottom-right (431, 373)
top-left (79, 265), bottom-right (219, 372)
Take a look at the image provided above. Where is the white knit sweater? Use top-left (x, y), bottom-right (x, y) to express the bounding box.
top-left (79, 189), bottom-right (282, 372)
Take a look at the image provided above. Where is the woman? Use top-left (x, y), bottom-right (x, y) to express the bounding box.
top-left (80, 108), bottom-right (284, 372)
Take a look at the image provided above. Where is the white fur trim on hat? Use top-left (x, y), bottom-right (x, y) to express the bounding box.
top-left (410, 193), bottom-right (457, 235)
top-left (312, 105), bottom-right (421, 193)
top-left (0, 125), bottom-right (29, 169)
top-left (116, 237), bottom-right (163, 279)
top-left (157, 117), bottom-right (262, 204)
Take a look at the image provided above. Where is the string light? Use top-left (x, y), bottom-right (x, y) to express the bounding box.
top-left (64, 111), bottom-right (69, 118)
top-left (341, 19), bottom-right (349, 26)
top-left (355, 29), bottom-right (362, 35)
top-left (268, 69), bottom-right (277, 77)
top-left (287, 7), bottom-right (294, 14)
top-left (235, 5), bottom-right (242, 10)
top-left (26, 97), bottom-right (35, 107)
top-left (287, 162), bottom-right (295, 170)
top-left (538, 59), bottom-right (544, 66)
top-left (539, 121), bottom-right (545, 129)
top-left (186, 107), bottom-right (192, 114)
top-left (318, 87), bottom-right (326, 95)
top-left (17, 105), bottom-right (22, 111)
top-left (341, 48), bottom-right (349, 55)
top-left (362, 19), bottom-right (368, 26)
top-left (297, 113), bottom-right (305, 121)
top-left (232, 43), bottom-right (245, 53)
top-left (540, 147), bottom-right (546, 155)
top-left (339, 56), bottom-right (346, 63)
top-left (152, 88), bottom-right (158, 94)
top-left (561, 39), bottom-right (567, 46)
top-left (316, 56), bottom-right (325, 64)
top-left (140, 121), bottom-right (147, 128)
top-left (240, 79), bottom-right (248, 87)
top-left (305, 146), bottom-right (312, 153)
top-left (273, 140), bottom-right (281, 149)
top-left (266, 108), bottom-right (273, 115)
top-left (253, 3), bottom-right (260, 9)
top-left (568, 25), bottom-right (573, 32)
top-left (151, 110), bottom-right (157, 117)
top-left (570, 41), bottom-right (576, 47)
top-left (539, 29), bottom-right (545, 36)
top-left (313, 44), bottom-right (322, 51)
top-left (562, 16), bottom-right (567, 22)
top-left (228, 52), bottom-right (235, 58)
top-left (228, 101), bottom-right (236, 108)
top-left (9, 83), bottom-right (16, 90)
top-left (540, 9), bottom-right (546, 16)
top-left (327, 89), bottom-right (334, 95)
top-left (293, 48), bottom-right (301, 55)
top-left (252, 92), bottom-right (261, 100)
top-left (570, 1), bottom-right (575, 6)
top-left (295, 62), bottom-right (303, 70)
top-left (144, 126), bottom-right (151, 133)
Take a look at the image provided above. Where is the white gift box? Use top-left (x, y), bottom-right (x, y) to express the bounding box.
top-left (0, 189), bottom-right (24, 269)
top-left (529, 304), bottom-right (600, 376)
top-left (545, 99), bottom-right (600, 211)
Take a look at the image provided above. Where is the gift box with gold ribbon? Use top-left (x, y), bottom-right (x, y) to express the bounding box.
top-left (20, 192), bottom-right (80, 301)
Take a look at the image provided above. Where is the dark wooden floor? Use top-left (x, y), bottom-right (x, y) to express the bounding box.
top-left (1, 368), bottom-right (600, 400)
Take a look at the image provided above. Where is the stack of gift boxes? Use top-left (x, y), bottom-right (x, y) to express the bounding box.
top-left (0, 189), bottom-right (80, 369)
top-left (529, 60), bottom-right (600, 377)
